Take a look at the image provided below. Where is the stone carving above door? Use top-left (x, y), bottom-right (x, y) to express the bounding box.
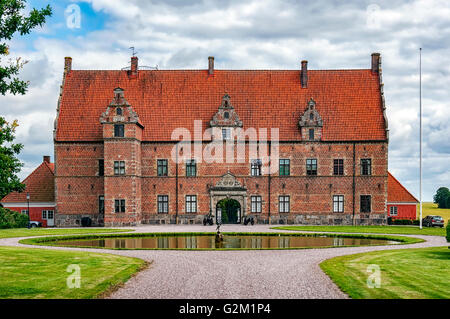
top-left (215, 172), bottom-right (242, 188)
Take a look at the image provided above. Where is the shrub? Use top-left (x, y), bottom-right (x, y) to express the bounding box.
top-left (387, 217), bottom-right (393, 225)
top-left (0, 207), bottom-right (29, 229)
top-left (412, 220), bottom-right (420, 226)
top-left (393, 219), bottom-right (413, 225)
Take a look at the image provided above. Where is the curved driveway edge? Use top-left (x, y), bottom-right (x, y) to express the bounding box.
top-left (0, 225), bottom-right (446, 299)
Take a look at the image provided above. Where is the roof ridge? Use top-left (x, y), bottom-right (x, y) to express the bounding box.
top-left (388, 171), bottom-right (419, 202)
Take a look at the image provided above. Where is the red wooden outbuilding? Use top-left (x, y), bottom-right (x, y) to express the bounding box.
top-left (387, 172), bottom-right (418, 220)
top-left (1, 156), bottom-right (55, 227)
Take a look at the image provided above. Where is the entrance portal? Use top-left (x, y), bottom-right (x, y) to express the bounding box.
top-left (216, 198), bottom-right (241, 224)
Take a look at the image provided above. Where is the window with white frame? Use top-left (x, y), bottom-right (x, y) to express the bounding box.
top-left (251, 196), bottom-right (262, 213)
top-left (114, 161), bottom-right (125, 175)
top-left (390, 206), bottom-right (398, 216)
top-left (279, 196), bottom-right (290, 213)
top-left (251, 159), bottom-right (262, 176)
top-left (185, 195), bottom-right (197, 213)
top-left (158, 195), bottom-right (169, 213)
top-left (333, 195), bottom-right (344, 213)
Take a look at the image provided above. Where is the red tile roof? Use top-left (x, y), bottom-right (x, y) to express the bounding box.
top-left (56, 68), bottom-right (387, 142)
top-left (1, 161), bottom-right (55, 203)
top-left (388, 172), bottom-right (418, 203)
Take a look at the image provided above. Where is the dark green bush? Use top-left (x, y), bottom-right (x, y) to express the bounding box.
top-left (393, 219), bottom-right (413, 225)
top-left (412, 220), bottom-right (420, 226)
top-left (0, 207), bottom-right (29, 229)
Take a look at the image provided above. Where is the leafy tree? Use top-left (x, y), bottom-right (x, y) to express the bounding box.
top-left (1, 0), bottom-right (52, 95)
top-left (0, 0), bottom-right (51, 198)
top-left (0, 117), bottom-right (25, 198)
top-left (433, 187), bottom-right (450, 209)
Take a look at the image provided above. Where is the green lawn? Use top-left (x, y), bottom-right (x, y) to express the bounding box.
top-left (320, 246), bottom-right (450, 299)
top-left (0, 246), bottom-right (147, 299)
top-left (0, 228), bottom-right (133, 239)
top-left (273, 225), bottom-right (446, 236)
top-left (419, 202), bottom-right (450, 225)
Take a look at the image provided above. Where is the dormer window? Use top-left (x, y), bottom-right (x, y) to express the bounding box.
top-left (299, 98), bottom-right (323, 142)
top-left (224, 112), bottom-right (229, 119)
top-left (116, 108), bottom-right (122, 116)
top-left (309, 129), bottom-right (314, 140)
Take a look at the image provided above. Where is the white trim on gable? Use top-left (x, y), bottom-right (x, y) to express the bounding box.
top-left (1, 202), bottom-right (55, 208)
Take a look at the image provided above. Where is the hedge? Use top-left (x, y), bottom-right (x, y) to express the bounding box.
top-left (0, 207), bottom-right (29, 229)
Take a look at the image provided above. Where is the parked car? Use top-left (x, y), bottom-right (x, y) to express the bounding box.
top-left (422, 215), bottom-right (444, 228)
top-left (28, 221), bottom-right (42, 228)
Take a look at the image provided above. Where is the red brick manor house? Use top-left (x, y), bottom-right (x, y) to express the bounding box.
top-left (53, 53), bottom-right (389, 227)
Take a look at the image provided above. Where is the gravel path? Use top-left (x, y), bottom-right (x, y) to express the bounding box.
top-left (0, 225), bottom-right (446, 299)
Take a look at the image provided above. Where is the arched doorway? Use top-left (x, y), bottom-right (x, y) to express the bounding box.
top-left (216, 198), bottom-right (241, 224)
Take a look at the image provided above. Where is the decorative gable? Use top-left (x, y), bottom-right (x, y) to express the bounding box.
top-left (100, 87), bottom-right (142, 126)
top-left (210, 94), bottom-right (243, 128)
top-left (299, 98), bottom-right (323, 141)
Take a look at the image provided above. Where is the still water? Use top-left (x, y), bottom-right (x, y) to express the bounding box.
top-left (55, 234), bottom-right (399, 249)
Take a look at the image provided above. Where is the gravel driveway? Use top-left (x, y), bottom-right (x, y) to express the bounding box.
top-left (0, 225), bottom-right (446, 299)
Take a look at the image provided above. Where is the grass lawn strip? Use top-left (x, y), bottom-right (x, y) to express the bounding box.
top-left (272, 225), bottom-right (446, 237)
top-left (19, 232), bottom-right (423, 250)
top-left (320, 246), bottom-right (450, 299)
top-left (0, 228), bottom-right (134, 239)
top-left (0, 246), bottom-right (147, 299)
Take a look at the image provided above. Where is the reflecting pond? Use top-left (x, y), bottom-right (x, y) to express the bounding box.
top-left (54, 234), bottom-right (400, 250)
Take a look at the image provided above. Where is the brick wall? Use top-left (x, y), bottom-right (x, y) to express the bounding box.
top-left (55, 136), bottom-right (388, 226)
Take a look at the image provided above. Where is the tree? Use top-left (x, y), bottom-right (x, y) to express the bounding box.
top-left (433, 187), bottom-right (450, 209)
top-left (0, 0), bottom-right (52, 198)
top-left (1, 0), bottom-right (52, 95)
top-left (0, 117), bottom-right (25, 198)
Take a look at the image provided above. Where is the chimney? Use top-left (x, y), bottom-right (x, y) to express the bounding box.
top-left (371, 53), bottom-right (381, 74)
top-left (208, 56), bottom-right (214, 75)
top-left (301, 60), bottom-right (308, 88)
top-left (43, 156), bottom-right (51, 163)
top-left (64, 57), bottom-right (72, 74)
top-left (131, 56), bottom-right (138, 76)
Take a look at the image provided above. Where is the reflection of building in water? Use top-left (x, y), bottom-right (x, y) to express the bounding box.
top-left (185, 236), bottom-right (198, 249)
top-left (157, 237), bottom-right (169, 248)
top-left (251, 237), bottom-right (262, 249)
top-left (333, 237), bottom-right (345, 246)
top-left (278, 237), bottom-right (290, 248)
top-left (110, 239), bottom-right (127, 248)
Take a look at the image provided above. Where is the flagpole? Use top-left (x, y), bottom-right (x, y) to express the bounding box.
top-left (419, 47), bottom-right (423, 230)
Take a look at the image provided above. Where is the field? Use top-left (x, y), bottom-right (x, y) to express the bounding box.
top-left (418, 202), bottom-right (450, 225)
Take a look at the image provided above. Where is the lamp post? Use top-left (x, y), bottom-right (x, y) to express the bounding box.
top-left (26, 193), bottom-right (30, 228)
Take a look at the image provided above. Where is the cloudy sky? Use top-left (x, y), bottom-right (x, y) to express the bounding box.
top-left (2, 0), bottom-right (450, 201)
